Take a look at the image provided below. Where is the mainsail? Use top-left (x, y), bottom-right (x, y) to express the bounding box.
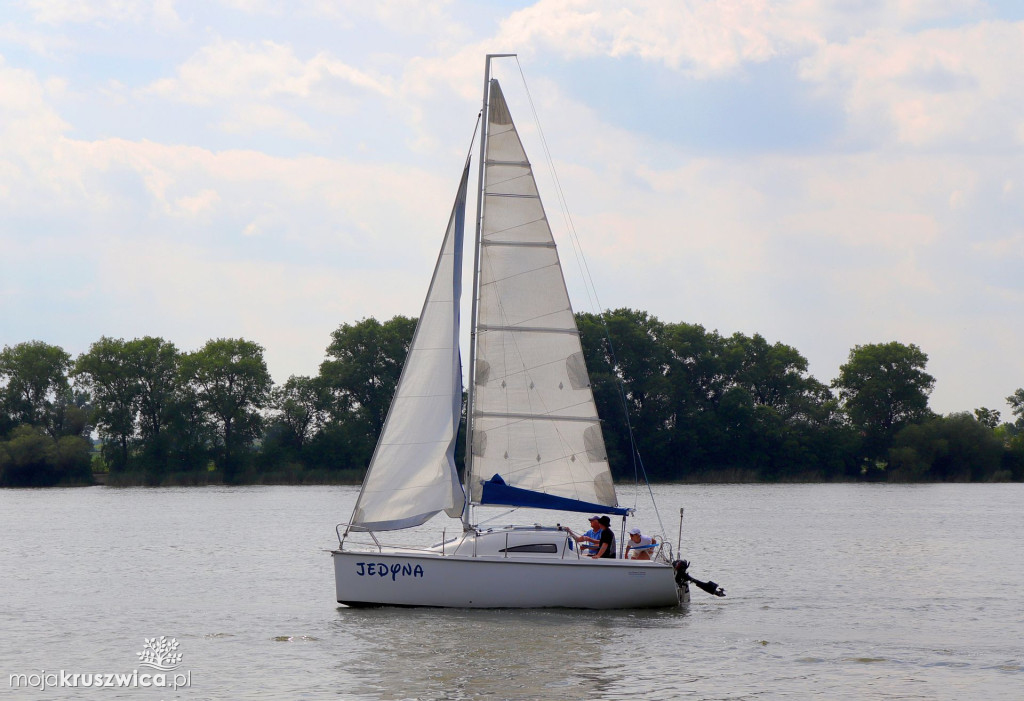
top-left (467, 79), bottom-right (619, 512)
top-left (349, 163), bottom-right (470, 531)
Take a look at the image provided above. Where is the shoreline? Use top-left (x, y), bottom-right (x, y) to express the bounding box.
top-left (7, 471), bottom-right (1015, 489)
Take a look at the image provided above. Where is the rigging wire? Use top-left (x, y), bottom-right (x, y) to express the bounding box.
top-left (513, 58), bottom-right (667, 538)
top-left (476, 507), bottom-right (520, 527)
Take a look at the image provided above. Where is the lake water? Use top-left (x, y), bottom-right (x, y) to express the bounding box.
top-left (1, 483), bottom-right (1021, 700)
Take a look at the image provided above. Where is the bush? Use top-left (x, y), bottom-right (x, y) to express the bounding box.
top-left (889, 413), bottom-right (1003, 481)
top-left (0, 426), bottom-right (93, 486)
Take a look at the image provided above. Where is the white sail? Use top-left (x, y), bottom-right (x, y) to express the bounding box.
top-left (467, 80), bottom-right (618, 509)
top-left (349, 164), bottom-right (470, 531)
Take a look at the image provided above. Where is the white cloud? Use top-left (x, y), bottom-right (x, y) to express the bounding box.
top-left (502, 87), bottom-right (1021, 412)
top-left (218, 103), bottom-right (319, 139)
top-left (800, 21), bottom-right (1024, 146)
top-left (145, 39), bottom-right (393, 105)
top-left (397, 0), bottom-right (833, 102)
top-left (4, 0), bottom-right (1024, 416)
top-left (217, 0), bottom-right (279, 12)
top-left (89, 236), bottom-right (429, 379)
top-left (174, 188), bottom-right (221, 217)
top-left (23, 0), bottom-right (182, 27)
top-left (25, 0), bottom-right (145, 24)
top-left (0, 57), bottom-right (72, 203)
top-left (394, 1), bottom-right (997, 111)
top-left (139, 39), bottom-right (396, 138)
top-left (484, 0), bottom-right (983, 80)
top-left (217, 0), bottom-right (456, 27)
top-left (494, 0), bottom-right (824, 77)
top-left (972, 232), bottom-right (1024, 259)
top-left (0, 100), bottom-right (460, 381)
top-left (0, 21), bottom-right (75, 56)
top-left (313, 0), bottom-right (457, 33)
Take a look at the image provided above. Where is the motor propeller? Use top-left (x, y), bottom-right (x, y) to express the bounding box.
top-left (673, 560), bottom-right (726, 597)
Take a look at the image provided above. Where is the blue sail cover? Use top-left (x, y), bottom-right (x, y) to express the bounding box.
top-left (479, 475), bottom-right (630, 516)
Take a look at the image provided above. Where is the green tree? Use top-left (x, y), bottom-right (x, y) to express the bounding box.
top-left (74, 337), bottom-right (140, 472)
top-left (269, 375), bottom-right (327, 452)
top-left (660, 324), bottom-right (846, 480)
top-left (660, 321), bottom-right (737, 475)
top-left (730, 333), bottom-right (845, 479)
top-left (577, 309), bottom-right (671, 480)
top-left (319, 316), bottom-right (417, 465)
top-left (579, 313), bottom-right (851, 481)
top-left (48, 388), bottom-right (93, 440)
top-left (733, 334), bottom-right (820, 417)
top-left (180, 338), bottom-right (272, 482)
top-left (130, 337), bottom-right (180, 473)
top-left (0, 341), bottom-right (73, 436)
top-left (74, 336), bottom-right (180, 476)
top-left (165, 380), bottom-right (213, 473)
top-left (833, 342), bottom-right (935, 462)
top-left (974, 407), bottom-right (1001, 429)
top-left (1007, 389), bottom-right (1024, 428)
top-left (889, 413), bottom-right (1003, 481)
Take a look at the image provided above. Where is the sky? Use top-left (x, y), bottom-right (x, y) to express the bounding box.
top-left (1, 0), bottom-right (1022, 418)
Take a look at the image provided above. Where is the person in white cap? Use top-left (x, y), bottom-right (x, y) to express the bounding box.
top-left (624, 528), bottom-right (657, 560)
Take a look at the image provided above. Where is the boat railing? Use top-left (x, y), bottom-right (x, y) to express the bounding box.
top-left (335, 523), bottom-right (384, 552)
top-left (621, 536), bottom-right (674, 563)
top-left (336, 522), bottom-right (471, 555)
top-left (336, 523), bottom-right (600, 560)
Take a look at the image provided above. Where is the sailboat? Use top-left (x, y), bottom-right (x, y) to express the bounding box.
top-left (332, 55), bottom-right (699, 608)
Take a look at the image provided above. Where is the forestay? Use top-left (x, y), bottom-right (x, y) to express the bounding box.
top-left (467, 80), bottom-right (618, 511)
top-left (349, 164), bottom-right (471, 531)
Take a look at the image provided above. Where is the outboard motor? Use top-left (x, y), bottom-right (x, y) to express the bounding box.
top-left (673, 560), bottom-right (726, 597)
top-left (672, 559), bottom-right (689, 587)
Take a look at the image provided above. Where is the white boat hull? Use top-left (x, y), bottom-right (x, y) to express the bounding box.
top-left (332, 546), bottom-right (687, 609)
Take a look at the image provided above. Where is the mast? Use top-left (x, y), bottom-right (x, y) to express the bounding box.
top-left (464, 53), bottom-right (515, 530)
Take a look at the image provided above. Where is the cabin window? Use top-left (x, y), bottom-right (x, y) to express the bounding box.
top-left (499, 543), bottom-right (558, 553)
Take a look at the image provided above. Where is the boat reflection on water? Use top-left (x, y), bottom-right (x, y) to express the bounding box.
top-left (333, 607), bottom-right (689, 700)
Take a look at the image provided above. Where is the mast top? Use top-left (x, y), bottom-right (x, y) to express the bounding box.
top-left (484, 54), bottom-right (516, 80)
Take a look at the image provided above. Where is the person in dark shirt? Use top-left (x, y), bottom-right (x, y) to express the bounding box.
top-left (592, 515), bottom-right (616, 559)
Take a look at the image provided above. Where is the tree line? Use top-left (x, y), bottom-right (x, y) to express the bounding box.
top-left (2, 309), bottom-right (1022, 487)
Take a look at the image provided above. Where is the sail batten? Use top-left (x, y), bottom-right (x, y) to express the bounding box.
top-left (482, 241), bottom-right (556, 249)
top-left (475, 411), bottom-right (599, 423)
top-left (478, 324), bottom-right (576, 334)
